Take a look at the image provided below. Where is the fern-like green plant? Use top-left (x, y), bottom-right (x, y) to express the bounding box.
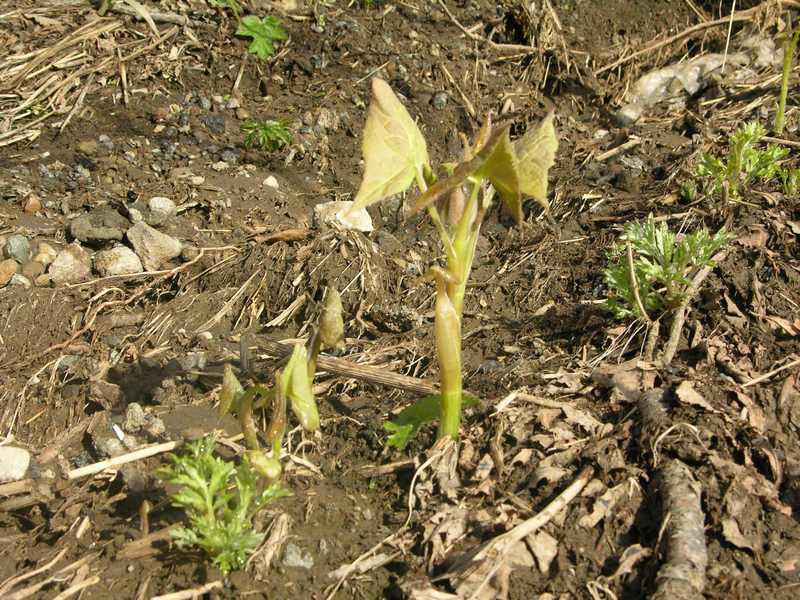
top-left (241, 119), bottom-right (293, 153)
top-left (604, 216), bottom-right (731, 320)
top-left (695, 122), bottom-right (798, 197)
top-left (157, 437), bottom-right (290, 573)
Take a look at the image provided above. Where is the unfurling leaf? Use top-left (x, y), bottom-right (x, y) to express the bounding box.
top-left (353, 78), bottom-right (429, 209)
top-left (384, 393), bottom-right (481, 450)
top-left (282, 345), bottom-right (319, 432)
top-left (476, 130), bottom-right (523, 223)
top-left (219, 364), bottom-right (245, 417)
top-left (412, 124), bottom-right (511, 214)
top-left (319, 287), bottom-right (345, 351)
top-left (515, 111), bottom-right (558, 212)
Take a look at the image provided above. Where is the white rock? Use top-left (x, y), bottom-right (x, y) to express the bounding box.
top-left (211, 161), bottom-right (229, 172)
top-left (147, 196), bottom-right (177, 224)
top-left (263, 175), bottom-right (279, 189)
top-left (49, 243), bottom-right (92, 284)
top-left (10, 273), bottom-right (31, 288)
top-left (94, 245), bottom-right (144, 276)
top-left (313, 201), bottom-right (373, 233)
top-left (0, 446), bottom-right (31, 483)
top-left (126, 222), bottom-right (182, 270)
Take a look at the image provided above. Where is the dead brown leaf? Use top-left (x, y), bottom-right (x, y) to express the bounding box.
top-left (721, 518), bottom-right (756, 551)
top-left (524, 531), bottom-right (558, 574)
top-left (675, 380), bottom-right (717, 413)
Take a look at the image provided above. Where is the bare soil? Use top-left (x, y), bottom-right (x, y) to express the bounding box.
top-left (1, 1), bottom-right (799, 599)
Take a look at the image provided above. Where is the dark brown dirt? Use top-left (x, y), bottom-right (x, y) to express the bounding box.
top-left (1, 1), bottom-right (800, 599)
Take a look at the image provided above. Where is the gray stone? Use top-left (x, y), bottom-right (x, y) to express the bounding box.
top-left (313, 201), bottom-right (373, 232)
top-left (282, 543), bottom-right (314, 569)
top-left (126, 222), bottom-right (182, 270)
top-left (98, 134), bottom-right (114, 151)
top-left (0, 446), bottom-right (31, 483)
top-left (69, 207), bottom-right (131, 243)
top-left (49, 244), bottom-right (92, 284)
top-left (176, 352), bottom-right (207, 372)
top-left (94, 245), bottom-right (143, 276)
top-left (3, 234), bottom-right (31, 263)
top-left (202, 114), bottom-right (225, 134)
top-left (123, 403), bottom-right (148, 433)
top-left (10, 274), bottom-right (31, 288)
top-left (432, 91), bottom-right (449, 110)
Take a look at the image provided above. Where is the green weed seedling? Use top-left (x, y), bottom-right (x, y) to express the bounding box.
top-left (241, 119), bottom-right (293, 153)
top-left (603, 215), bottom-right (731, 321)
top-left (351, 78), bottom-right (557, 444)
top-left (236, 15), bottom-right (287, 60)
top-left (209, 0), bottom-right (242, 20)
top-left (157, 436), bottom-right (290, 574)
top-left (693, 122), bottom-right (799, 198)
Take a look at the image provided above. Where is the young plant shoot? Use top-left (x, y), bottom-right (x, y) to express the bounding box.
top-left (218, 286), bottom-right (345, 479)
top-left (352, 78), bottom-right (557, 442)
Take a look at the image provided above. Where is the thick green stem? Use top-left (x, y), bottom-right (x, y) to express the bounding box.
top-left (306, 330), bottom-right (322, 380)
top-left (777, 25), bottom-right (800, 135)
top-left (434, 275), bottom-right (462, 439)
top-left (448, 179), bottom-right (482, 318)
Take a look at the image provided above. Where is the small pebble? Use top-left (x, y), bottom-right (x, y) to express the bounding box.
top-left (24, 193), bottom-right (42, 214)
top-left (11, 274), bottom-right (32, 288)
top-left (21, 261), bottom-right (44, 279)
top-left (432, 91), bottom-right (449, 110)
top-left (35, 241), bottom-right (58, 266)
top-left (282, 543), bottom-right (314, 569)
top-left (0, 259), bottom-right (19, 286)
top-left (0, 446), bottom-right (31, 483)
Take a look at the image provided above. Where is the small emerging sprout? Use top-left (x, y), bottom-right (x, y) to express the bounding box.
top-left (241, 119), bottom-right (293, 153)
top-left (235, 15), bottom-right (288, 61)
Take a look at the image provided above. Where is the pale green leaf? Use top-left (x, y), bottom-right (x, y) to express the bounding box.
top-left (284, 345), bottom-right (319, 432)
top-left (353, 78), bottom-right (429, 209)
top-left (384, 393), bottom-right (480, 450)
top-left (515, 112), bottom-right (558, 212)
top-left (412, 125), bottom-right (510, 214)
top-left (475, 130), bottom-right (523, 223)
top-left (219, 364), bottom-right (244, 417)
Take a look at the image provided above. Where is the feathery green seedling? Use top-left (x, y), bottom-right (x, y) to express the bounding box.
top-left (241, 119), bottom-right (293, 153)
top-left (603, 215), bottom-right (731, 321)
top-left (694, 122), bottom-right (799, 198)
top-left (352, 78), bottom-right (557, 442)
top-left (236, 15), bottom-right (287, 60)
top-left (157, 436), bottom-right (290, 573)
